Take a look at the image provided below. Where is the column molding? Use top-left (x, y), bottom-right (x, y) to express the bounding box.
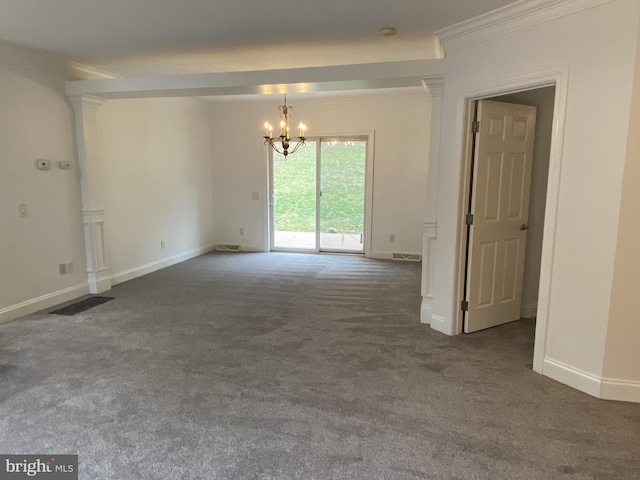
top-left (420, 222), bottom-right (437, 324)
top-left (420, 75), bottom-right (444, 325)
top-left (69, 94), bottom-right (112, 293)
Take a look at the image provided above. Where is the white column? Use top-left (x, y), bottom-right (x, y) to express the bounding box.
top-left (420, 222), bottom-right (437, 323)
top-left (69, 95), bottom-right (111, 294)
top-left (420, 75), bottom-right (445, 324)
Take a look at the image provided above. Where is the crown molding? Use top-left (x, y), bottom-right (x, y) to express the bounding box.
top-left (435, 0), bottom-right (617, 53)
top-left (422, 75), bottom-right (445, 97)
top-left (0, 39), bottom-right (66, 76)
top-left (69, 95), bottom-right (107, 111)
top-left (66, 62), bottom-right (119, 80)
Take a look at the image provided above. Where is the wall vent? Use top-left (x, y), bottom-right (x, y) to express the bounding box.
top-left (216, 244), bottom-right (241, 252)
top-left (392, 252), bottom-right (421, 262)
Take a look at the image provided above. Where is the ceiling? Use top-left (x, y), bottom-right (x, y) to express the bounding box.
top-left (0, 0), bottom-right (516, 78)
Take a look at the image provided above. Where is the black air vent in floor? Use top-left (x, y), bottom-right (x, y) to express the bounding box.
top-left (50, 296), bottom-right (114, 316)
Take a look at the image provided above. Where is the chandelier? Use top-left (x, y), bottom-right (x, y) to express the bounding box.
top-left (263, 95), bottom-right (307, 158)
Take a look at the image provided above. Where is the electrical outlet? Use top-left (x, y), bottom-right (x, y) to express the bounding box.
top-left (160, 240), bottom-right (165, 249)
top-left (239, 227), bottom-right (244, 236)
top-left (389, 234), bottom-right (396, 243)
top-left (66, 262), bottom-right (73, 274)
top-left (59, 263), bottom-right (66, 275)
top-left (36, 159), bottom-right (50, 170)
top-left (251, 192), bottom-right (259, 200)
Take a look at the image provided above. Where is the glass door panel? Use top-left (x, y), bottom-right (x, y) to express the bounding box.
top-left (272, 140), bottom-right (317, 250)
top-left (319, 139), bottom-right (366, 253)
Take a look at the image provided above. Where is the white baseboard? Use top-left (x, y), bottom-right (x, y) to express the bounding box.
top-left (521, 302), bottom-right (537, 318)
top-left (430, 314), bottom-right (448, 334)
top-left (542, 357), bottom-right (640, 403)
top-left (420, 298), bottom-right (433, 324)
top-left (600, 377), bottom-right (640, 403)
top-left (0, 283), bottom-right (90, 325)
top-left (542, 357), bottom-right (602, 398)
top-left (111, 243), bottom-right (216, 286)
top-left (89, 274), bottom-right (112, 294)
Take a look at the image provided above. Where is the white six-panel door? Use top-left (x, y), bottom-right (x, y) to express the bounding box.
top-left (464, 100), bottom-right (537, 333)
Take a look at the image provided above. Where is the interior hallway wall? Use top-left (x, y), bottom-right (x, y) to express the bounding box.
top-left (603, 15), bottom-right (640, 397)
top-left (433, 0), bottom-right (640, 400)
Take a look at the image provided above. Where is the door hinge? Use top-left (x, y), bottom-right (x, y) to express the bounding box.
top-left (465, 213), bottom-right (474, 226)
top-left (472, 121), bottom-right (480, 133)
top-left (461, 300), bottom-right (469, 312)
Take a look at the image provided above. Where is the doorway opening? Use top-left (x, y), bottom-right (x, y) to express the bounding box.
top-left (269, 136), bottom-right (370, 254)
top-left (459, 86), bottom-right (556, 335)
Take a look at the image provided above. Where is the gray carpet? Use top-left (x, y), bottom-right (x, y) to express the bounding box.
top-left (1, 252), bottom-right (638, 480)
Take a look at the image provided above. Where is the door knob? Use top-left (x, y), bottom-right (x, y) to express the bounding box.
top-left (520, 223), bottom-right (529, 231)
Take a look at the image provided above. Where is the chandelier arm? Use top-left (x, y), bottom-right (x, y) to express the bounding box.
top-left (264, 137), bottom-right (285, 155)
top-left (288, 138), bottom-right (306, 156)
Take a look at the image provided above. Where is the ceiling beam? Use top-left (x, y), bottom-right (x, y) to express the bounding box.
top-left (65, 59), bottom-right (445, 100)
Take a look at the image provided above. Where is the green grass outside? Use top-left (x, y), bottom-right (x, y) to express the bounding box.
top-left (273, 140), bottom-right (366, 233)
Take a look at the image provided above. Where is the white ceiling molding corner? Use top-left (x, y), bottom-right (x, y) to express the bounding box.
top-left (435, 0), bottom-right (617, 53)
top-left (66, 61), bottom-right (120, 81)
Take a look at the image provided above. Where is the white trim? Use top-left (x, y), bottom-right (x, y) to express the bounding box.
top-left (66, 61), bottom-right (119, 80)
top-left (542, 357), bottom-right (602, 398)
top-left (0, 39), bottom-right (67, 76)
top-left (521, 303), bottom-right (538, 318)
top-left (66, 59), bottom-right (445, 100)
top-left (449, 66), bottom-right (569, 378)
top-left (89, 274), bottom-right (112, 294)
top-left (543, 358), bottom-right (640, 403)
top-left (420, 299), bottom-right (433, 325)
top-left (601, 378), bottom-right (640, 403)
top-left (422, 223), bottom-right (437, 297)
top-left (0, 283), bottom-right (90, 325)
top-left (110, 244), bottom-right (215, 286)
top-left (436, 0), bottom-right (616, 53)
top-left (422, 75), bottom-right (445, 98)
top-left (363, 131), bottom-right (375, 258)
top-left (430, 314), bottom-right (447, 334)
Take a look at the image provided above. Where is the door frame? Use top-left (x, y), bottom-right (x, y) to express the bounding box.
top-left (266, 132), bottom-right (375, 258)
top-left (453, 67), bottom-right (569, 373)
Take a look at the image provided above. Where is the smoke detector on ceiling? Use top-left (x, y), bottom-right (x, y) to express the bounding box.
top-left (379, 27), bottom-right (397, 37)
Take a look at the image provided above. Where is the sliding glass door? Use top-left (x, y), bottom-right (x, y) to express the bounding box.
top-left (271, 140), bottom-right (318, 250)
top-left (270, 137), bottom-right (367, 254)
top-left (319, 139), bottom-right (366, 253)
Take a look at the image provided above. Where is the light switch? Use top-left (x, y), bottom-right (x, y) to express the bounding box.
top-left (18, 203), bottom-right (27, 217)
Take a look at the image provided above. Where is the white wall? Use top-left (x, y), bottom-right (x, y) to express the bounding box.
top-left (0, 44), bottom-right (88, 322)
top-left (209, 94), bottom-right (431, 257)
top-left (96, 97), bottom-right (215, 283)
top-left (433, 0), bottom-right (640, 399)
top-left (603, 20), bottom-right (640, 398)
